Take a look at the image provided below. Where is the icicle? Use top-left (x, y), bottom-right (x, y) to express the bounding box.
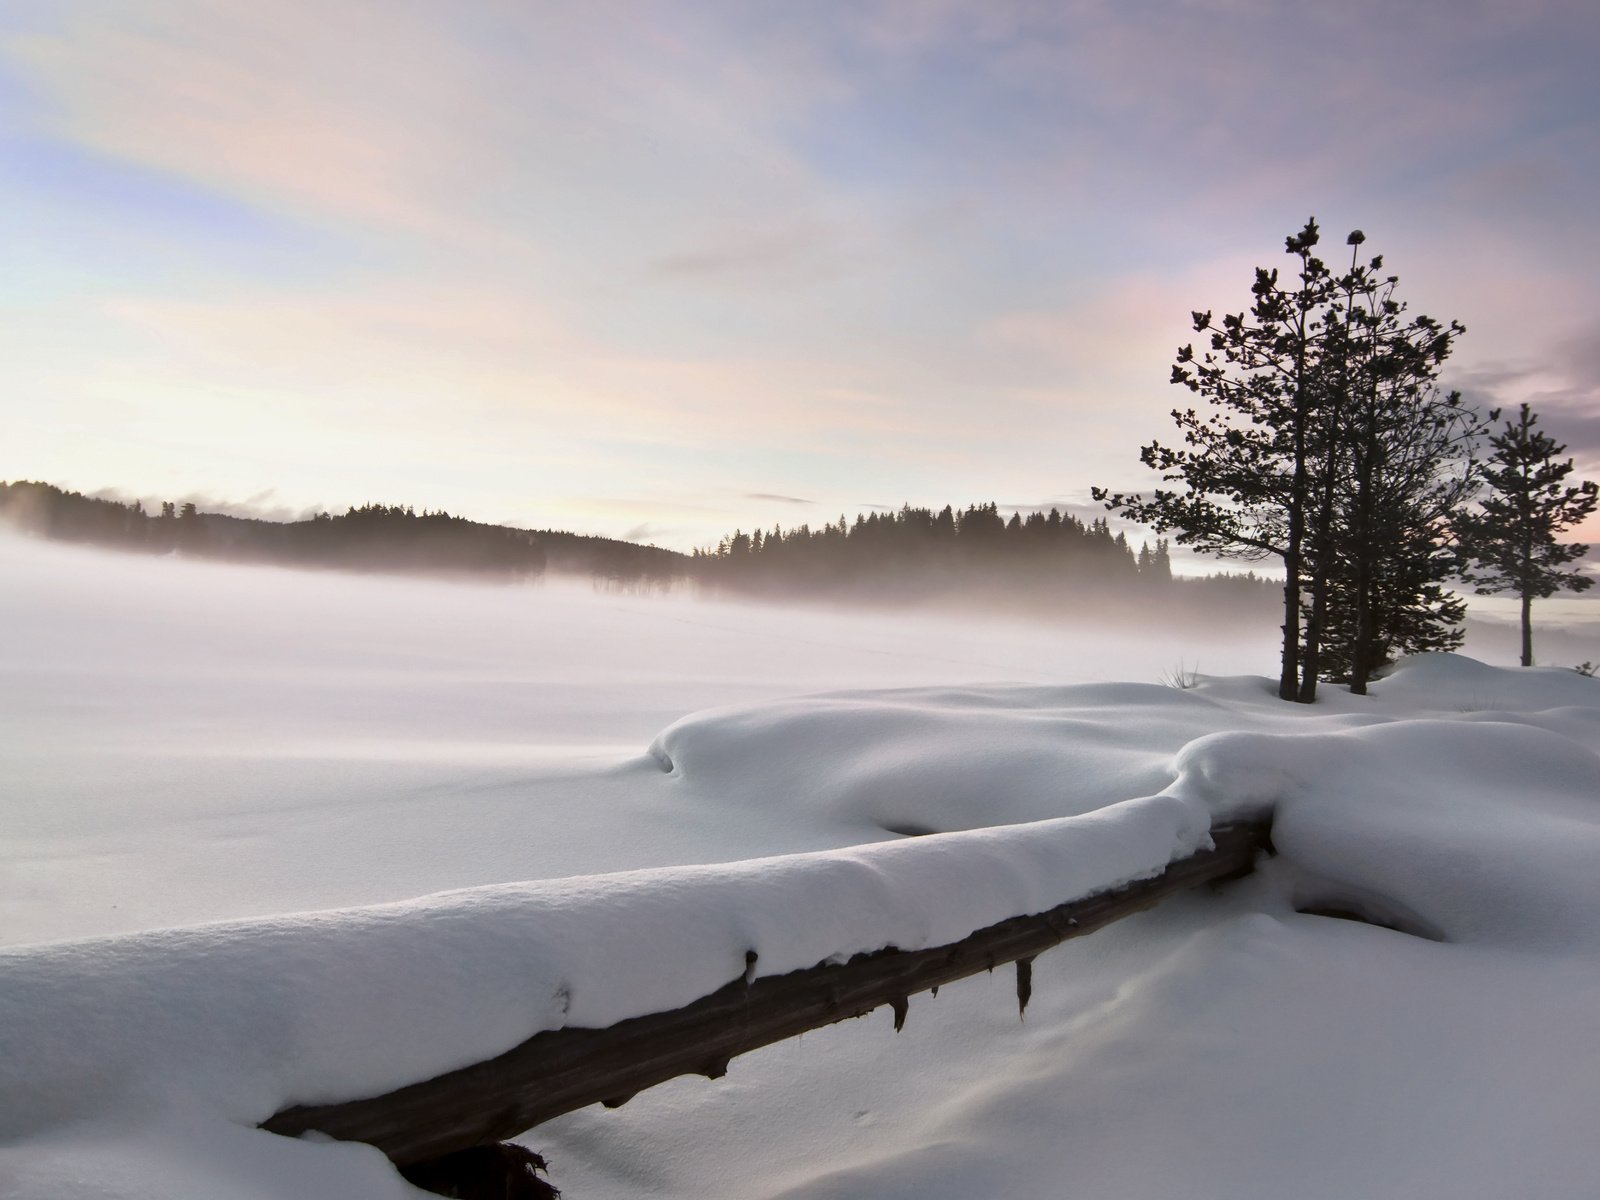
top-left (1016, 956), bottom-right (1034, 1019)
top-left (890, 995), bottom-right (909, 1032)
top-left (700, 1056), bottom-right (730, 1080)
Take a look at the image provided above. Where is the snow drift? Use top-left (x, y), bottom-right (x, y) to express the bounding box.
top-left (5, 538), bottom-right (1600, 1199)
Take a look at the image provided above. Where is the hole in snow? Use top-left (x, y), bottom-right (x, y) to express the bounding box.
top-left (1294, 897), bottom-right (1445, 942)
top-left (881, 821), bottom-right (939, 838)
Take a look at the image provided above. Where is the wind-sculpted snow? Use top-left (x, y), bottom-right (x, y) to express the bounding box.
top-left (648, 683), bottom-right (1228, 835)
top-left (1171, 718), bottom-right (1600, 946)
top-left (0, 794), bottom-right (1207, 1137)
top-left (6, 538), bottom-right (1600, 1199)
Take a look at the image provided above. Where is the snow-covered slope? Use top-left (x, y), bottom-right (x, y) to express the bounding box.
top-left (4, 536), bottom-right (1600, 1200)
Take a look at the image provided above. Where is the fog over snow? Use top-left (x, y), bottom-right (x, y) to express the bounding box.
top-left (4, 535), bottom-right (1600, 1200)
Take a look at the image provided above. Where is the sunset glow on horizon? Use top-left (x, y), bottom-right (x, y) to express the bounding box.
top-left (4, 0), bottom-right (1598, 551)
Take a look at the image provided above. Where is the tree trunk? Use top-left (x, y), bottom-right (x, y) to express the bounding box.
top-left (1298, 574), bottom-right (1323, 703)
top-left (1280, 283), bottom-right (1313, 705)
top-left (1520, 524), bottom-right (1535, 667)
top-left (1279, 567), bottom-right (1300, 701)
top-left (1521, 588), bottom-right (1534, 667)
top-left (1348, 446), bottom-right (1378, 696)
top-left (1349, 566), bottom-right (1375, 695)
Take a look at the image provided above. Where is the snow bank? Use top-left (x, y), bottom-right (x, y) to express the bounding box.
top-left (1170, 717), bottom-right (1600, 945)
top-left (547, 655), bottom-right (1600, 1200)
top-left (648, 682), bottom-right (1232, 835)
top-left (0, 794), bottom-right (1210, 1139)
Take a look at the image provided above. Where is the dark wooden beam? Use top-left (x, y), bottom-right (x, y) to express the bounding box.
top-left (263, 820), bottom-right (1270, 1165)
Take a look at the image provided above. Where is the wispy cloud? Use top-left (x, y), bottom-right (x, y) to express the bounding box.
top-left (4, 0), bottom-right (1599, 553)
top-left (649, 224), bottom-right (844, 282)
top-left (745, 493), bottom-right (815, 506)
top-left (1449, 322), bottom-right (1600, 470)
top-left (622, 523), bottom-right (674, 544)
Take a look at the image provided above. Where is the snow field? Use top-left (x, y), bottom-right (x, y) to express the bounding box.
top-left (4, 535), bottom-right (1600, 1199)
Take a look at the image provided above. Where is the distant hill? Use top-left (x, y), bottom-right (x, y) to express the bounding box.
top-left (0, 481), bottom-right (688, 586)
top-left (1, 481), bottom-right (1280, 624)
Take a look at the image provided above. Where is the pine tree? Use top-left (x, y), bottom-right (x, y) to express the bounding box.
top-left (1095, 220), bottom-right (1342, 701)
top-left (1309, 234), bottom-right (1482, 693)
top-left (1460, 404), bottom-right (1598, 666)
top-left (1152, 538), bottom-right (1173, 583)
top-left (1096, 220), bottom-right (1475, 701)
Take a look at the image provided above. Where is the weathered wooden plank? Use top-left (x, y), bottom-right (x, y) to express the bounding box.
top-left (263, 820), bottom-right (1270, 1164)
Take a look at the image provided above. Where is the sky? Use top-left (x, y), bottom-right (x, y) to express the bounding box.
top-left (3, 0), bottom-right (1598, 552)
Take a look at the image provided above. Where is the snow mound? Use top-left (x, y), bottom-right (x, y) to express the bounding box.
top-left (9, 639), bottom-right (1600, 1200)
top-left (0, 794), bottom-right (1209, 1148)
top-left (1371, 650), bottom-right (1600, 712)
top-left (648, 682), bottom-right (1230, 834)
top-left (1168, 717), bottom-right (1600, 944)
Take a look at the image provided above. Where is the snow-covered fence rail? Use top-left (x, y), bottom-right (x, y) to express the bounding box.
top-left (262, 819), bottom-right (1271, 1167)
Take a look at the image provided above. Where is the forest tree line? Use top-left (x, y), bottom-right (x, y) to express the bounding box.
top-left (693, 501), bottom-right (1278, 620)
top-left (0, 482), bottom-right (682, 585)
top-left (2, 481), bottom-right (1277, 621)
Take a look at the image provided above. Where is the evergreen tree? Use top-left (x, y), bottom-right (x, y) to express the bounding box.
top-left (1095, 220), bottom-right (1341, 701)
top-left (1460, 404), bottom-right (1598, 666)
top-left (177, 500), bottom-right (209, 553)
top-left (1152, 538), bottom-right (1173, 583)
top-left (1096, 220), bottom-right (1475, 701)
top-left (1310, 233), bottom-right (1482, 693)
